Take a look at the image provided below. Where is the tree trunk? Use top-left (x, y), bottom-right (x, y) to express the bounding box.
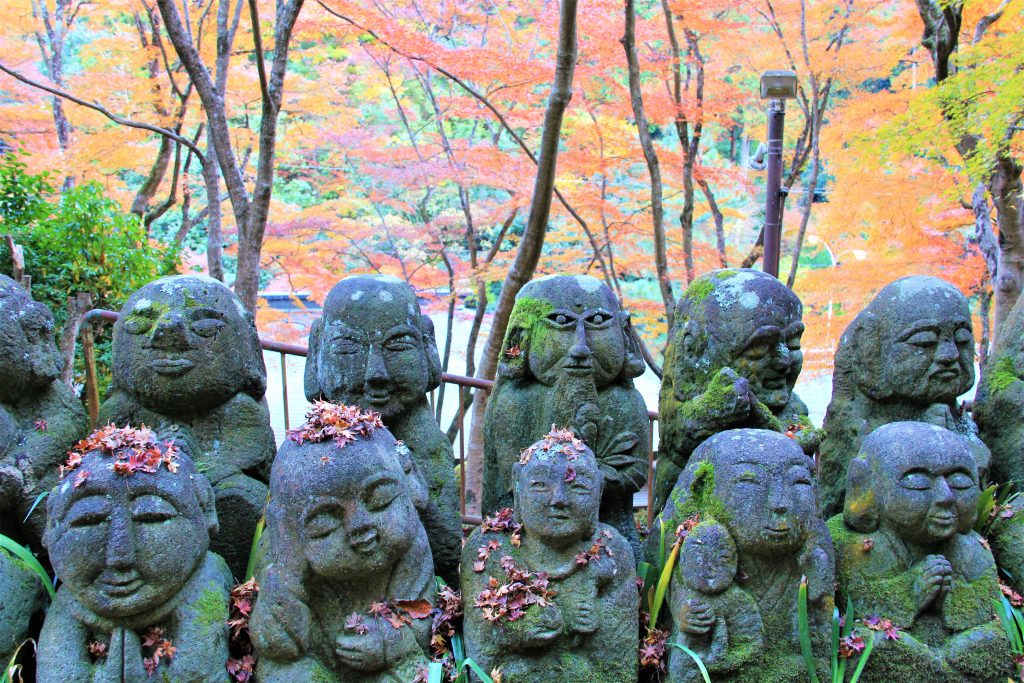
top-left (992, 157), bottom-right (1024, 330)
top-left (699, 178), bottom-right (727, 267)
top-left (58, 292), bottom-right (92, 387)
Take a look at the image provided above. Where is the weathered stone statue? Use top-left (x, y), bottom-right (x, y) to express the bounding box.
top-left (656, 429), bottom-right (835, 682)
top-left (250, 402), bottom-right (435, 682)
top-left (655, 269), bottom-right (817, 513)
top-left (0, 275), bottom-right (88, 547)
top-left (98, 275), bottom-right (275, 578)
top-left (668, 520), bottom-right (763, 682)
top-left (975, 292), bottom-right (1024, 484)
top-left (38, 425), bottom-right (233, 682)
top-left (829, 422), bottom-right (1012, 682)
top-left (483, 275), bottom-right (648, 551)
top-left (818, 276), bottom-right (983, 517)
top-left (462, 429), bottom-right (638, 682)
top-left (304, 275), bottom-right (462, 584)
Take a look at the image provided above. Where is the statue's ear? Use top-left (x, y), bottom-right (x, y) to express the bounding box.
top-left (242, 310), bottom-right (268, 400)
top-left (397, 443), bottom-right (429, 510)
top-left (851, 312), bottom-right (886, 400)
top-left (194, 469), bottom-right (220, 539)
top-left (680, 319), bottom-right (706, 363)
top-left (420, 316), bottom-right (443, 391)
top-left (497, 325), bottom-right (529, 380)
top-left (303, 318), bottom-right (324, 402)
top-left (618, 312), bottom-right (647, 380)
top-left (843, 454), bottom-right (879, 532)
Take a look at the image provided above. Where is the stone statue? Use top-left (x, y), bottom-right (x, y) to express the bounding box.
top-left (829, 422), bottom-right (1012, 682)
top-left (0, 544), bottom-right (43, 668)
top-left (250, 402), bottom-right (435, 682)
top-left (38, 425), bottom-right (233, 682)
top-left (98, 275), bottom-right (275, 579)
top-left (656, 429), bottom-right (835, 682)
top-left (304, 275), bottom-right (462, 584)
top-left (654, 269), bottom-right (817, 514)
top-left (483, 275), bottom-right (648, 552)
top-left (975, 292), bottom-right (1024, 484)
top-left (818, 276), bottom-right (983, 518)
top-left (0, 275), bottom-right (88, 548)
top-left (668, 520), bottom-right (763, 682)
top-left (462, 428), bottom-right (638, 682)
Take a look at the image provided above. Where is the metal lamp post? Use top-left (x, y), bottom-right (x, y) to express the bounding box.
top-left (759, 70), bottom-right (798, 279)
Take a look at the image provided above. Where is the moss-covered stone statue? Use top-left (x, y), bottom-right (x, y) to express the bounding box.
top-left (250, 402), bottom-right (435, 682)
top-left (462, 428), bottom-right (638, 682)
top-left (975, 292), bottom-right (1024, 484)
top-left (654, 269), bottom-right (817, 514)
top-left (818, 276), bottom-right (983, 518)
top-left (0, 275), bottom-right (89, 548)
top-left (98, 275), bottom-right (275, 579)
top-left (829, 422), bottom-right (1012, 682)
top-left (483, 275), bottom-right (648, 552)
top-left (304, 275), bottom-right (461, 584)
top-left (38, 425), bottom-right (233, 682)
top-left (655, 429), bottom-right (835, 682)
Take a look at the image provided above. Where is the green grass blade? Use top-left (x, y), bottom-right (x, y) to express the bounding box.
top-left (427, 662), bottom-right (445, 683)
top-left (830, 606), bottom-right (840, 682)
top-left (458, 658), bottom-right (494, 683)
top-left (848, 631), bottom-right (876, 683)
top-left (243, 513), bottom-right (266, 582)
top-left (798, 577), bottom-right (820, 683)
top-left (0, 637), bottom-right (31, 683)
top-left (668, 641), bottom-right (711, 683)
top-left (1008, 601), bottom-right (1024, 654)
top-left (842, 597), bottom-right (855, 638)
top-left (650, 538), bottom-right (681, 627)
top-left (637, 561), bottom-right (653, 614)
top-left (994, 598), bottom-right (1018, 652)
top-left (0, 535), bottom-right (54, 599)
top-left (658, 514), bottom-right (667, 569)
top-left (22, 491), bottom-right (47, 524)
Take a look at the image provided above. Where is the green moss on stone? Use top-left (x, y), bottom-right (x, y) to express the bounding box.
top-left (672, 460), bottom-right (730, 525)
top-left (988, 355), bottom-right (1019, 394)
top-left (944, 564), bottom-right (1000, 632)
top-left (194, 584), bottom-right (228, 636)
top-left (686, 277), bottom-right (715, 304)
top-left (506, 297), bottom-right (554, 338)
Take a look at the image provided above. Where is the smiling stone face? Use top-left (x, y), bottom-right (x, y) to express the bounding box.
top-left (0, 275), bottom-right (62, 402)
top-left (679, 521), bottom-right (737, 595)
top-left (112, 276), bottom-right (265, 415)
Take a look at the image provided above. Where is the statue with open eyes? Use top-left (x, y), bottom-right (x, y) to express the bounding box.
top-left (654, 269), bottom-right (817, 514)
top-left (98, 276), bottom-right (276, 579)
top-left (482, 275), bottom-right (649, 552)
top-left (829, 422), bottom-right (1012, 682)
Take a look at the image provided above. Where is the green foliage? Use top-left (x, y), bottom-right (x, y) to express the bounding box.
top-left (799, 577), bottom-right (875, 683)
top-left (988, 355), bottom-right (1019, 395)
top-left (0, 638), bottom-right (33, 683)
top-left (993, 595), bottom-right (1024, 680)
top-left (0, 533), bottom-right (54, 600)
top-left (666, 641), bottom-right (711, 683)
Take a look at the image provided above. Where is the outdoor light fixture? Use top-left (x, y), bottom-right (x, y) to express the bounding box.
top-left (759, 69), bottom-right (798, 279)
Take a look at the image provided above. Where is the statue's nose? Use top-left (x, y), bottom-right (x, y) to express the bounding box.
top-left (568, 321), bottom-right (591, 361)
top-left (150, 313), bottom-right (190, 349)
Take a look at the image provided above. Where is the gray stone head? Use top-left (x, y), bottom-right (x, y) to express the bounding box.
top-left (112, 275), bottom-right (266, 415)
top-left (666, 269), bottom-right (804, 413)
top-left (304, 276), bottom-right (441, 420)
top-left (513, 429), bottom-right (603, 550)
top-left (497, 275), bottom-right (645, 388)
top-left (844, 421), bottom-right (979, 544)
top-left (833, 276), bottom-right (974, 406)
top-left (676, 429), bottom-right (818, 556)
top-left (43, 427), bottom-right (217, 622)
top-left (679, 521), bottom-right (737, 596)
top-left (0, 274), bottom-right (62, 403)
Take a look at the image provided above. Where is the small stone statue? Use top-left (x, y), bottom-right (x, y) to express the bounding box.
top-left (462, 428), bottom-right (639, 683)
top-left (829, 422), bottom-right (1012, 682)
top-left (304, 275), bottom-right (461, 584)
top-left (656, 429), bottom-right (835, 682)
top-left (483, 275), bottom-right (648, 551)
top-left (0, 275), bottom-right (88, 547)
top-left (668, 521), bottom-right (763, 682)
top-left (975, 292), bottom-right (1024, 484)
top-left (655, 269), bottom-right (817, 513)
top-left (818, 276), bottom-right (983, 517)
top-left (38, 425), bottom-right (233, 682)
top-left (98, 275), bottom-right (276, 579)
top-left (250, 402), bottom-right (435, 682)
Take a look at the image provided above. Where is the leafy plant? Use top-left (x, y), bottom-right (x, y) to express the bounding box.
top-left (993, 594), bottom-right (1024, 680)
top-left (798, 577), bottom-right (875, 683)
top-left (0, 534), bottom-right (55, 599)
top-left (976, 481), bottom-right (1021, 538)
top-left (666, 641), bottom-right (711, 683)
top-left (0, 638), bottom-right (34, 683)
top-left (432, 576), bottom-right (495, 683)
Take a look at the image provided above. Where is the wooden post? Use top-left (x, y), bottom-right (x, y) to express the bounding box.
top-left (82, 320), bottom-right (100, 426)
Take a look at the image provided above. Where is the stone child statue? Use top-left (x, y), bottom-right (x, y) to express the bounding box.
top-left (818, 276), bottom-right (984, 517)
top-left (483, 275), bottom-right (649, 551)
top-left (462, 428), bottom-right (638, 682)
top-left (654, 429), bottom-right (835, 682)
top-left (304, 275), bottom-right (462, 584)
top-left (98, 275), bottom-right (276, 579)
top-left (250, 402), bottom-right (435, 682)
top-left (38, 425), bottom-right (233, 682)
top-left (829, 422), bottom-right (1011, 682)
top-left (0, 275), bottom-right (88, 547)
top-left (655, 269), bottom-right (817, 513)
top-left (975, 291), bottom-right (1024, 484)
top-left (668, 521), bottom-right (763, 682)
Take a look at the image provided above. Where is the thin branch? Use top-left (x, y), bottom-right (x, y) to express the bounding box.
top-left (247, 0), bottom-right (273, 111)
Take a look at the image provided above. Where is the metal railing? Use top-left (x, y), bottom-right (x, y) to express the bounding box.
top-left (80, 309), bottom-right (660, 525)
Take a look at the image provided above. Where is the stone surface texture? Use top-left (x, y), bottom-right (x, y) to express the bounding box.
top-left (975, 291), bottom-right (1024, 484)
top-left (304, 275), bottom-right (461, 584)
top-left (99, 275), bottom-right (275, 579)
top-left (483, 275), bottom-right (648, 552)
top-left (829, 421), bottom-right (1011, 682)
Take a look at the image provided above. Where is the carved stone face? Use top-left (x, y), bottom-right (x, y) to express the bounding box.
top-left (680, 522), bottom-right (736, 595)
top-left (514, 443), bottom-right (602, 549)
top-left (113, 276), bottom-right (264, 414)
top-left (0, 275), bottom-right (62, 402)
top-left (518, 276), bottom-right (627, 388)
top-left (866, 277), bottom-right (975, 404)
top-left (704, 430), bottom-right (817, 555)
top-left (308, 276), bottom-right (437, 420)
top-left (868, 423), bottom-right (979, 546)
top-left (44, 451), bottom-right (212, 620)
top-left (273, 434), bottom-right (421, 582)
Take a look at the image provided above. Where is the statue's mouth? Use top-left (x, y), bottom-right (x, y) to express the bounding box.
top-left (150, 358), bottom-right (195, 376)
top-left (364, 391), bottom-right (391, 406)
top-left (98, 573), bottom-right (143, 597)
top-left (761, 376), bottom-right (788, 390)
top-left (763, 524), bottom-right (791, 537)
top-left (350, 530), bottom-right (380, 553)
top-left (931, 369), bottom-right (960, 382)
top-left (927, 512), bottom-right (956, 527)
top-left (563, 362), bottom-right (593, 375)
